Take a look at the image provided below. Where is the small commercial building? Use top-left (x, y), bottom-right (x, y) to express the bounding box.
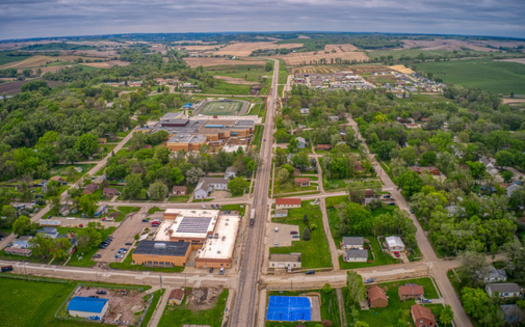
top-left (168, 289), bottom-right (185, 306)
top-left (275, 198), bottom-right (302, 209)
top-left (367, 286), bottom-right (388, 308)
top-left (341, 237), bottom-right (364, 250)
top-left (344, 249), bottom-right (368, 262)
top-left (269, 253), bottom-right (302, 269)
top-left (132, 241), bottom-right (191, 267)
top-left (385, 236), bottom-right (405, 252)
top-left (167, 134), bottom-right (207, 152)
top-left (486, 283), bottom-right (522, 298)
top-left (398, 284), bottom-right (424, 301)
top-left (411, 304), bottom-right (437, 327)
top-left (67, 297), bottom-right (109, 320)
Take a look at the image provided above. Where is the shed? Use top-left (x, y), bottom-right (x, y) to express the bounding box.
top-left (274, 210), bottom-right (288, 218)
top-left (67, 297), bottom-right (109, 320)
top-left (168, 289), bottom-right (185, 305)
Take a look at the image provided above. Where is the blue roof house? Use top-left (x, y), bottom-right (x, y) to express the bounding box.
top-left (67, 297), bottom-right (109, 320)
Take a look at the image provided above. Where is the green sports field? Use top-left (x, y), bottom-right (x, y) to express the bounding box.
top-left (200, 101), bottom-right (242, 115)
top-left (416, 59), bottom-right (525, 96)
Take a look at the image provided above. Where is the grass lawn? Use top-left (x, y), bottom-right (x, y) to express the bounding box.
top-left (266, 288), bottom-right (340, 327)
top-left (338, 236), bottom-right (399, 269)
top-left (142, 289), bottom-right (164, 327)
top-left (252, 125), bottom-right (264, 151)
top-left (0, 52), bottom-right (33, 65)
top-left (200, 100), bottom-right (243, 115)
top-left (346, 277), bottom-right (439, 327)
top-left (202, 80), bottom-right (251, 95)
top-left (114, 206), bottom-right (140, 222)
top-left (168, 195), bottom-right (191, 202)
top-left (273, 180), bottom-right (318, 195)
top-left (220, 204), bottom-right (246, 217)
top-left (109, 249), bottom-right (185, 273)
top-left (158, 289), bottom-right (229, 327)
top-left (416, 59), bottom-right (525, 97)
top-left (65, 227), bottom-right (116, 267)
top-left (147, 207), bottom-right (164, 214)
top-left (270, 201), bottom-right (332, 269)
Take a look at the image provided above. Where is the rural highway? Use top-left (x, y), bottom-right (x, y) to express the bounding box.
top-left (229, 59), bottom-right (279, 327)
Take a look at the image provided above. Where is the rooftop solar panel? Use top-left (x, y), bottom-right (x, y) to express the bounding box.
top-left (176, 216), bottom-right (212, 234)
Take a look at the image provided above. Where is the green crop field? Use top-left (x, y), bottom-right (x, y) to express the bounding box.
top-left (200, 101), bottom-right (242, 115)
top-left (416, 59), bottom-right (525, 96)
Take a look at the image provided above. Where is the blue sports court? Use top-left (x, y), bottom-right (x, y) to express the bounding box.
top-left (266, 296), bottom-right (311, 321)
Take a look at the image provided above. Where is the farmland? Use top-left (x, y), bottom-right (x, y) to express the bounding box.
top-left (0, 55), bottom-right (106, 70)
top-left (416, 59), bottom-right (525, 96)
top-left (214, 42), bottom-right (304, 56)
top-left (184, 57), bottom-right (267, 68)
top-left (293, 64), bottom-right (393, 74)
top-left (276, 44), bottom-right (369, 66)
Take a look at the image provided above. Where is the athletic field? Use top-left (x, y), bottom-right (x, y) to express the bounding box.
top-left (200, 101), bottom-right (242, 115)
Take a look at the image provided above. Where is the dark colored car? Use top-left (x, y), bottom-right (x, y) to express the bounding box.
top-left (364, 278), bottom-right (374, 284)
top-left (125, 242), bottom-right (133, 246)
top-left (209, 268), bottom-right (214, 273)
top-left (290, 231), bottom-right (298, 235)
top-left (142, 219), bottom-right (149, 222)
top-left (88, 295), bottom-right (99, 298)
top-left (96, 290), bottom-right (107, 295)
top-left (305, 270), bottom-right (315, 275)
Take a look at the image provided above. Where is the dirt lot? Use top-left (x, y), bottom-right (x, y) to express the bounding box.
top-left (184, 57), bottom-right (268, 68)
top-left (213, 75), bottom-right (257, 85)
top-left (497, 58), bottom-right (525, 65)
top-left (73, 285), bottom-right (149, 325)
top-left (82, 60), bottom-right (130, 68)
top-left (293, 64), bottom-right (393, 74)
top-left (276, 44), bottom-right (369, 66)
top-left (186, 287), bottom-right (222, 311)
top-left (177, 45), bottom-right (222, 52)
top-left (0, 55), bottom-right (105, 69)
top-left (214, 42), bottom-right (304, 57)
top-left (400, 39), bottom-right (497, 52)
top-left (389, 64), bottom-right (414, 74)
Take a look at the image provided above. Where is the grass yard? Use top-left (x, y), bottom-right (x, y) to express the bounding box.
top-left (142, 289), bottom-right (165, 327)
top-left (65, 226), bottom-right (116, 267)
top-left (252, 125), bottom-right (264, 151)
top-left (220, 204), bottom-right (246, 217)
top-left (200, 100), bottom-right (243, 115)
top-left (273, 179), bottom-right (318, 195)
top-left (269, 201), bottom-right (332, 269)
top-left (416, 59), bottom-right (525, 96)
top-left (266, 288), bottom-right (341, 327)
top-left (112, 206), bottom-right (140, 222)
top-left (202, 80), bottom-right (251, 95)
top-left (0, 52), bottom-right (33, 65)
top-left (109, 249), bottom-right (185, 273)
top-left (345, 277), bottom-right (439, 327)
top-left (158, 289), bottom-right (229, 327)
top-left (147, 207), bottom-right (164, 214)
top-left (168, 195), bottom-right (191, 202)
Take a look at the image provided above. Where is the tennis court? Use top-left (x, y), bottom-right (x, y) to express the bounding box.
top-left (266, 296), bottom-right (311, 322)
top-left (200, 100), bottom-right (242, 115)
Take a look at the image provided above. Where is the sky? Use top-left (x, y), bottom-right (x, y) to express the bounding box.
top-left (1, 0), bottom-right (524, 40)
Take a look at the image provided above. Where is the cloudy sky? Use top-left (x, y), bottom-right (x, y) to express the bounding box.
top-left (1, 0), bottom-right (524, 40)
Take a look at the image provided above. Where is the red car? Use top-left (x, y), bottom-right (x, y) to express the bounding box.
top-left (394, 251), bottom-right (400, 257)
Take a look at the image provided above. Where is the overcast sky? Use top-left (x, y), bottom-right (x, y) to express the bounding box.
top-left (1, 0), bottom-right (524, 40)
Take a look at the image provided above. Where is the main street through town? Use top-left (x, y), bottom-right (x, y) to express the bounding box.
top-left (0, 60), bottom-right (476, 327)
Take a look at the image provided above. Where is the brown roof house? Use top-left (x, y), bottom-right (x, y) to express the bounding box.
top-left (172, 186), bottom-right (187, 196)
top-left (168, 289), bottom-right (185, 306)
top-left (103, 188), bottom-right (120, 197)
top-left (275, 198), bottom-right (302, 209)
top-left (49, 175), bottom-right (66, 184)
top-left (82, 183), bottom-right (99, 195)
top-left (409, 166), bottom-right (441, 176)
top-left (411, 304), bottom-right (437, 327)
top-left (316, 144), bottom-right (332, 151)
top-left (399, 284), bottom-right (424, 301)
top-left (367, 286), bottom-right (388, 308)
top-left (294, 177), bottom-right (310, 187)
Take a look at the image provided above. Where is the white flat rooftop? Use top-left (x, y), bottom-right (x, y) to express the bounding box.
top-left (155, 209), bottom-right (220, 241)
top-left (195, 214), bottom-right (240, 260)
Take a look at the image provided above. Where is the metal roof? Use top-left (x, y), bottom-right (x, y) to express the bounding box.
top-left (67, 297), bottom-right (108, 313)
top-left (134, 241), bottom-right (190, 257)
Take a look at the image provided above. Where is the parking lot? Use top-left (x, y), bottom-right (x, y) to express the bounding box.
top-left (268, 223), bottom-right (300, 247)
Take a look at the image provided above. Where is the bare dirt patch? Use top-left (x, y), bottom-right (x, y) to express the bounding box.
top-left (0, 55), bottom-right (103, 69)
top-left (401, 39), bottom-right (496, 52)
top-left (497, 58), bottom-right (525, 65)
top-left (82, 60), bottom-right (130, 68)
top-left (184, 57), bottom-right (267, 68)
top-left (389, 65), bottom-right (414, 74)
top-left (187, 287), bottom-right (222, 311)
top-left (276, 44), bottom-right (368, 66)
top-left (0, 79), bottom-right (64, 95)
top-left (213, 75), bottom-right (257, 85)
top-left (502, 98), bottom-right (525, 104)
top-left (214, 42), bottom-right (304, 57)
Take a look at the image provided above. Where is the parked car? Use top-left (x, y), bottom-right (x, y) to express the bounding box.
top-left (209, 267), bottom-right (214, 273)
top-left (142, 219), bottom-right (149, 222)
top-left (88, 295), bottom-right (99, 298)
top-left (125, 242), bottom-right (133, 246)
top-left (96, 290), bottom-right (107, 295)
top-left (305, 270), bottom-right (315, 275)
top-left (364, 278), bottom-right (374, 284)
top-left (394, 251), bottom-right (400, 257)
top-left (202, 205), bottom-right (206, 209)
top-left (92, 254), bottom-right (102, 258)
top-left (219, 267), bottom-right (225, 275)
top-left (217, 204), bottom-right (221, 209)
top-left (290, 231), bottom-right (298, 235)
top-left (421, 298), bottom-right (432, 303)
top-left (211, 204), bottom-right (216, 209)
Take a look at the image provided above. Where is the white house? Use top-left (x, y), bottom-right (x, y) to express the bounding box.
top-left (385, 236), bottom-right (405, 252)
top-left (344, 249), bottom-right (368, 262)
top-left (299, 108), bottom-right (310, 115)
top-left (506, 184), bottom-right (522, 197)
top-left (341, 237), bottom-right (364, 250)
top-left (225, 166), bottom-right (237, 179)
top-left (486, 283), bottom-right (522, 298)
top-left (67, 297), bottom-right (109, 320)
top-left (194, 177), bottom-right (229, 199)
top-left (13, 236), bottom-right (33, 249)
top-left (476, 265), bottom-right (507, 282)
top-left (296, 137), bottom-right (307, 149)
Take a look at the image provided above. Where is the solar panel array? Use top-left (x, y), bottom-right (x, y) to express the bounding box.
top-left (176, 216), bottom-right (212, 234)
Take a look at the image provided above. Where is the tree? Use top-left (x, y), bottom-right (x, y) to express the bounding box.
top-left (76, 227), bottom-right (102, 253)
top-left (399, 147), bottom-right (417, 166)
top-left (227, 177), bottom-right (249, 195)
top-left (78, 194), bottom-right (97, 216)
top-left (288, 137), bottom-right (299, 153)
top-left (396, 171), bottom-right (423, 197)
top-left (322, 283), bottom-right (332, 294)
top-left (460, 250), bottom-right (485, 285)
top-left (439, 305), bottom-right (454, 326)
top-left (186, 167), bottom-right (205, 184)
top-left (346, 271), bottom-right (365, 304)
top-left (156, 147), bottom-right (171, 165)
top-left (302, 227), bottom-right (311, 241)
top-left (0, 205), bottom-right (17, 229)
top-left (495, 150), bottom-right (514, 168)
top-left (291, 152), bottom-right (310, 171)
top-left (500, 170), bottom-right (514, 183)
top-left (276, 167), bottom-right (290, 183)
top-left (13, 215), bottom-right (36, 235)
top-left (29, 234), bottom-right (54, 259)
top-left (148, 181), bottom-right (168, 200)
top-left (419, 151), bottom-right (437, 166)
top-left (437, 151), bottom-right (457, 176)
top-left (466, 161), bottom-right (486, 178)
top-left (123, 174), bottom-right (143, 199)
top-left (355, 322), bottom-right (370, 327)
top-left (52, 237), bottom-right (72, 260)
top-left (337, 203), bottom-right (373, 236)
top-left (303, 214), bottom-right (308, 224)
top-left (74, 133), bottom-right (98, 157)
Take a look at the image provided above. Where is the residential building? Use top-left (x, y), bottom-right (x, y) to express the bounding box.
top-left (168, 289), bottom-right (185, 306)
top-left (299, 108), bottom-right (310, 115)
top-left (49, 175), bottom-right (66, 184)
top-left (67, 297), bottom-right (109, 320)
top-left (329, 115), bottom-right (339, 122)
top-left (480, 157), bottom-right (499, 175)
top-left (486, 283), bottom-right (522, 298)
top-left (225, 166), bottom-right (238, 179)
top-left (399, 285), bottom-right (424, 301)
top-left (341, 237), bottom-right (364, 250)
top-left (82, 183), bottom-right (99, 195)
top-left (275, 198), bottom-right (302, 209)
top-left (103, 188), bottom-right (120, 197)
top-left (367, 286), bottom-right (388, 308)
top-left (5, 247), bottom-right (32, 256)
top-left (274, 210), bottom-right (288, 218)
top-left (194, 177), bottom-right (229, 199)
top-left (476, 265), bottom-right (507, 282)
top-left (500, 304), bottom-right (524, 324)
top-left (409, 166), bottom-right (441, 176)
top-left (411, 304), bottom-right (437, 327)
top-left (172, 186), bottom-right (187, 196)
top-left (132, 241), bottom-right (191, 267)
top-left (294, 177), bottom-right (310, 187)
top-left (269, 253), bottom-right (302, 269)
top-left (344, 249), bottom-right (368, 262)
top-left (506, 184), bottom-right (522, 198)
top-left (13, 236), bottom-right (33, 248)
top-left (36, 227), bottom-right (59, 239)
top-left (363, 189), bottom-right (377, 205)
top-left (385, 236), bottom-right (405, 252)
top-left (296, 137), bottom-right (307, 149)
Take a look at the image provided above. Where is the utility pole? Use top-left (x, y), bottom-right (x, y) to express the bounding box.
top-left (159, 274), bottom-right (163, 290)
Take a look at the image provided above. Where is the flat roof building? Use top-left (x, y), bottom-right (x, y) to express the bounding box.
top-left (158, 209), bottom-right (220, 247)
top-left (269, 253), bottom-right (302, 269)
top-left (132, 241), bottom-right (191, 267)
top-left (67, 297), bottom-right (109, 320)
top-left (195, 213), bottom-right (240, 269)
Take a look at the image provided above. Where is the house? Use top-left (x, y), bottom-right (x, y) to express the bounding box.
top-left (82, 183), bottom-right (99, 195)
top-left (93, 174), bottom-right (107, 184)
top-left (13, 236), bottom-right (33, 249)
top-left (294, 177), bottom-right (310, 187)
top-left (225, 166), bottom-right (238, 179)
top-left (411, 304), bottom-right (437, 327)
top-left (296, 137), bottom-right (307, 149)
top-left (363, 189), bottom-right (377, 205)
top-left (103, 188), bottom-right (120, 197)
top-left (274, 210), bottom-right (288, 218)
top-left (6, 247), bottom-right (32, 256)
top-left (168, 289), bottom-right (185, 306)
top-left (172, 186), bottom-right (187, 196)
top-left (49, 175), bottom-right (66, 184)
top-left (67, 297), bottom-right (109, 320)
top-left (480, 157), bottom-right (499, 175)
top-left (344, 249), bottom-right (368, 262)
top-left (486, 283), bottom-right (522, 298)
top-left (275, 198), bottom-right (302, 209)
top-left (194, 177), bottom-right (229, 199)
top-left (399, 284), bottom-right (424, 301)
top-left (299, 108), bottom-right (310, 115)
top-left (476, 265), bottom-right (507, 282)
top-left (329, 115), bottom-right (339, 122)
top-left (269, 253), bottom-right (302, 269)
top-left (37, 227), bottom-right (59, 239)
top-left (385, 236), bottom-right (405, 252)
top-left (500, 304), bottom-right (524, 324)
top-left (341, 237), bottom-right (364, 250)
top-left (506, 184), bottom-right (522, 198)
top-left (367, 286), bottom-right (388, 308)
top-left (316, 144), bottom-right (332, 151)
top-left (57, 234), bottom-right (78, 254)
top-left (409, 166), bottom-right (441, 176)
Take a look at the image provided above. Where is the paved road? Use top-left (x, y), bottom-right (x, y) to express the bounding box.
top-left (230, 59), bottom-right (279, 327)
